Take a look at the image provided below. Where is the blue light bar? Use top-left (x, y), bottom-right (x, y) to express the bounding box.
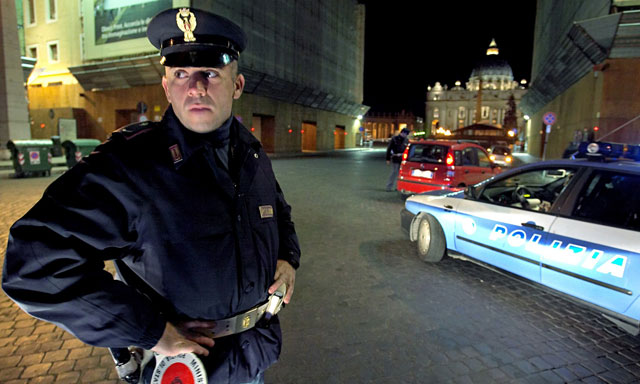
top-left (576, 141), bottom-right (640, 161)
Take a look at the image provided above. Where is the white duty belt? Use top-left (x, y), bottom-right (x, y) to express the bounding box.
top-left (206, 282), bottom-right (286, 338)
top-left (115, 284), bottom-right (287, 384)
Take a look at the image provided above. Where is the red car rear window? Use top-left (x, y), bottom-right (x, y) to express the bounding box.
top-left (407, 144), bottom-right (449, 164)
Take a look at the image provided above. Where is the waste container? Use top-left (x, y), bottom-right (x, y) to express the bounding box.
top-left (61, 139), bottom-right (101, 168)
top-left (6, 140), bottom-right (54, 177)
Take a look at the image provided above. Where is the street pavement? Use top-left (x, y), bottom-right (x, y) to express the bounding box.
top-left (1, 149), bottom-right (640, 383)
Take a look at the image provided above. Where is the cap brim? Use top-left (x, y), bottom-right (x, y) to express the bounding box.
top-left (161, 47), bottom-right (238, 67)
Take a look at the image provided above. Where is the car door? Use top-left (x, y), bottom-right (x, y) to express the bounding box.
top-left (542, 169), bottom-right (640, 317)
top-left (459, 147), bottom-right (493, 185)
top-left (454, 166), bottom-right (576, 282)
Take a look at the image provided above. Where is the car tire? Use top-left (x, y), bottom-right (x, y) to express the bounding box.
top-left (415, 213), bottom-right (446, 263)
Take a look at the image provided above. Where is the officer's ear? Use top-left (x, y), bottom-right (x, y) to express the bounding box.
top-left (161, 75), bottom-right (171, 103)
top-left (233, 73), bottom-right (245, 100)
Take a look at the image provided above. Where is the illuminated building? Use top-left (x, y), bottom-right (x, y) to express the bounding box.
top-left (14, 0), bottom-right (368, 154)
top-left (425, 40), bottom-right (528, 149)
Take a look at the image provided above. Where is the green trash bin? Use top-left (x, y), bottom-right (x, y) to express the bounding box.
top-left (6, 140), bottom-right (54, 177)
top-left (61, 139), bottom-right (101, 168)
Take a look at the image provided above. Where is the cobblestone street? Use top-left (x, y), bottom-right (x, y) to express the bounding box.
top-left (1, 150), bottom-right (640, 383)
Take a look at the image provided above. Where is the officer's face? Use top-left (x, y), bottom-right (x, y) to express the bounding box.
top-left (162, 63), bottom-right (245, 133)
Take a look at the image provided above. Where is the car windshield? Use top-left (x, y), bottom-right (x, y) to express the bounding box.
top-left (407, 144), bottom-right (448, 163)
top-left (491, 146), bottom-right (511, 155)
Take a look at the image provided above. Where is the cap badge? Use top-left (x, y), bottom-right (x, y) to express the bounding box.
top-left (176, 8), bottom-right (197, 42)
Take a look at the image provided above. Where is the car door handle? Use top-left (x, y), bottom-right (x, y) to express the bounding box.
top-left (444, 204), bottom-right (453, 210)
top-left (521, 222), bottom-right (544, 231)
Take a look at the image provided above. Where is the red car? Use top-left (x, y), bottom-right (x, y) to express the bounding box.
top-left (397, 140), bottom-right (502, 195)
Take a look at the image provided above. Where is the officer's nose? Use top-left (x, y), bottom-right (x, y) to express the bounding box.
top-left (187, 74), bottom-right (207, 97)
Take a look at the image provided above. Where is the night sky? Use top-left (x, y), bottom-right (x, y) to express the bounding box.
top-left (359, 1), bottom-right (537, 117)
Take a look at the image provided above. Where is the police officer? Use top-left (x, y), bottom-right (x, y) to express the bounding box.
top-left (385, 127), bottom-right (410, 191)
top-left (2, 7), bottom-right (300, 384)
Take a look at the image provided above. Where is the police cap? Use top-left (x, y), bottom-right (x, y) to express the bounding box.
top-left (147, 7), bottom-right (246, 67)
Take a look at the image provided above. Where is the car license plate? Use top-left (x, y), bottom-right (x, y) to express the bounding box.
top-left (412, 169), bottom-right (433, 178)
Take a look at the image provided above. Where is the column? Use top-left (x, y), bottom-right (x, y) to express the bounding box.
top-left (0, 0), bottom-right (31, 160)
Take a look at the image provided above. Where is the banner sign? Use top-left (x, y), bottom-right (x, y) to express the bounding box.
top-left (84, 0), bottom-right (188, 60)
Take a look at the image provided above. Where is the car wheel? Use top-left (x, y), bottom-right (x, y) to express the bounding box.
top-left (416, 213), bottom-right (446, 263)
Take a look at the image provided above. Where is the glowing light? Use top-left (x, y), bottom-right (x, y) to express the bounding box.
top-left (435, 127), bottom-right (452, 136)
top-left (446, 153), bottom-right (454, 165)
top-left (508, 130), bottom-right (515, 137)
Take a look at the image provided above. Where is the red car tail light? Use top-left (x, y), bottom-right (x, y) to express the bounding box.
top-left (446, 152), bottom-right (454, 166)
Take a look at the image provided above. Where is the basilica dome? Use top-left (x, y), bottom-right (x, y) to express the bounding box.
top-left (468, 39), bottom-right (516, 90)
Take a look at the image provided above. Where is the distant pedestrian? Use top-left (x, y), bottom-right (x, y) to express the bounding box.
top-left (386, 127), bottom-right (410, 191)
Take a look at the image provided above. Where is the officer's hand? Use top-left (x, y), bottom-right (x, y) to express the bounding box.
top-left (386, 160), bottom-right (390, 165)
top-left (151, 321), bottom-right (215, 357)
top-left (269, 260), bottom-right (296, 304)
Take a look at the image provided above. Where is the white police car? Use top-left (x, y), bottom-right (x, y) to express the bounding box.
top-left (401, 142), bottom-right (640, 334)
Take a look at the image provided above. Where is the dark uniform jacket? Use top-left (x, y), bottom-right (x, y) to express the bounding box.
top-left (386, 134), bottom-right (407, 164)
top-left (2, 106), bottom-right (301, 384)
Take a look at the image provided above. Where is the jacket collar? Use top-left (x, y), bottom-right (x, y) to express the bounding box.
top-left (162, 105), bottom-right (234, 170)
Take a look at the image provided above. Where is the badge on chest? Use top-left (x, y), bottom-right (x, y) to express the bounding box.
top-left (259, 205), bottom-right (273, 219)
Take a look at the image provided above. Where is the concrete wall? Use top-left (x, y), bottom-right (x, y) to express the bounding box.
top-left (234, 93), bottom-right (358, 153)
top-left (526, 57), bottom-right (640, 159)
top-left (27, 83), bottom-right (359, 153)
top-left (526, 69), bottom-right (603, 159)
top-left (196, 0), bottom-right (364, 104)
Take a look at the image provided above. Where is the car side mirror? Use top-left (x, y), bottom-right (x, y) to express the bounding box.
top-left (464, 185), bottom-right (476, 199)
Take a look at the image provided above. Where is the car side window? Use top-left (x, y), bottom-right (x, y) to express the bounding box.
top-left (475, 148), bottom-right (491, 168)
top-left (462, 148), bottom-right (477, 166)
top-left (477, 167), bottom-right (576, 213)
top-left (572, 171), bottom-right (640, 231)
top-left (454, 150), bottom-right (462, 166)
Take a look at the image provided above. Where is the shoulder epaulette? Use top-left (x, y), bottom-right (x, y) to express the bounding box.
top-left (111, 121), bottom-right (157, 141)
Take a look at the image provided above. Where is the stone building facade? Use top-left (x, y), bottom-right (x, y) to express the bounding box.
top-left (16, 0), bottom-right (368, 154)
top-left (425, 40), bottom-right (528, 146)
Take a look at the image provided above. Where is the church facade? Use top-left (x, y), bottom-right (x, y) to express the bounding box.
top-left (425, 40), bottom-right (528, 149)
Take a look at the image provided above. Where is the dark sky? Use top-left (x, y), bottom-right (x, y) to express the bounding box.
top-left (360, 1), bottom-right (537, 117)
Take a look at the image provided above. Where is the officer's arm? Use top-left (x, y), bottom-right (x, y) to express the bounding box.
top-left (274, 180), bottom-right (300, 270)
top-left (2, 152), bottom-right (165, 350)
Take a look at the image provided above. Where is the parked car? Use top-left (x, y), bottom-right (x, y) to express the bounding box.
top-left (401, 141), bottom-right (640, 334)
top-left (488, 145), bottom-right (513, 167)
top-left (396, 140), bottom-right (502, 196)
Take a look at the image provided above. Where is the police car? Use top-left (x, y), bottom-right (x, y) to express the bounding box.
top-left (401, 142), bottom-right (640, 334)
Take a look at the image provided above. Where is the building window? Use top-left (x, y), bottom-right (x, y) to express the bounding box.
top-left (481, 106), bottom-right (490, 119)
top-left (25, 0), bottom-right (36, 26)
top-left (433, 108), bottom-right (439, 118)
top-left (27, 45), bottom-right (38, 59)
top-left (48, 41), bottom-right (59, 63)
top-left (46, 0), bottom-right (57, 22)
top-left (458, 106), bottom-right (466, 118)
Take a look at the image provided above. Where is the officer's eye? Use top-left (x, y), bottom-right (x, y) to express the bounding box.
top-left (173, 70), bottom-right (188, 79)
top-left (203, 71), bottom-right (218, 79)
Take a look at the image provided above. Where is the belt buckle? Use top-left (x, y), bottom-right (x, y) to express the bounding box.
top-left (236, 307), bottom-right (258, 331)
